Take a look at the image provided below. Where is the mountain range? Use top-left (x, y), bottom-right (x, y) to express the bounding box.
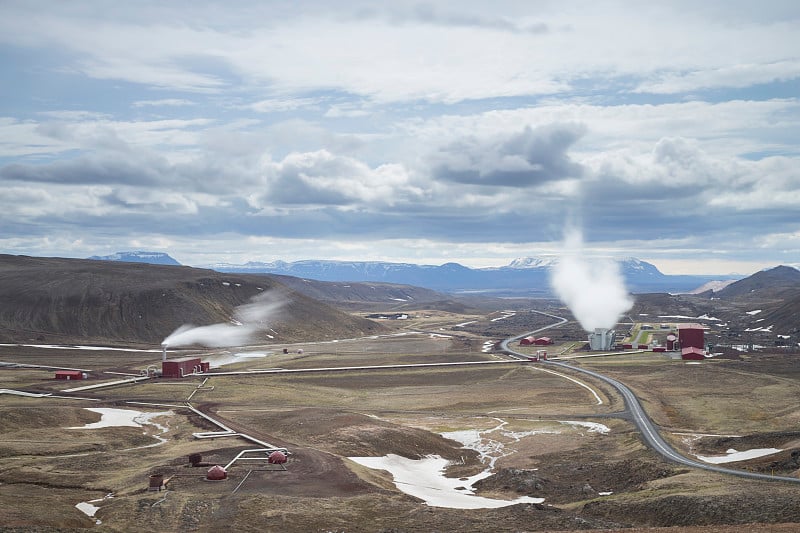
top-left (88, 252), bottom-right (741, 295)
top-left (89, 251), bottom-right (180, 266)
top-left (208, 257), bottom-right (738, 295)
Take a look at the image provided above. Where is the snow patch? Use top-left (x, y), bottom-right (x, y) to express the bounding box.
top-left (349, 454), bottom-right (544, 509)
top-left (696, 448), bottom-right (783, 464)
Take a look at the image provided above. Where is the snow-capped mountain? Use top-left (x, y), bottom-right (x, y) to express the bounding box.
top-left (88, 251), bottom-right (181, 266)
top-left (505, 256), bottom-right (560, 269)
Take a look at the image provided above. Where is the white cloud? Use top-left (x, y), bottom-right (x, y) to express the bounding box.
top-left (0, 1), bottom-right (798, 273)
top-left (132, 99), bottom-right (196, 107)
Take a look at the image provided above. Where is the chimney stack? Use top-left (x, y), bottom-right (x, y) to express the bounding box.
top-left (161, 344), bottom-right (167, 362)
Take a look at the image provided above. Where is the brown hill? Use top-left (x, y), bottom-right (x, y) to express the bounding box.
top-left (715, 265), bottom-right (800, 302)
top-left (266, 273), bottom-right (483, 313)
top-left (0, 254), bottom-right (386, 346)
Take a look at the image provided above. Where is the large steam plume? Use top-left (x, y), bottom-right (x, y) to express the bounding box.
top-left (550, 227), bottom-right (633, 332)
top-left (162, 289), bottom-right (287, 348)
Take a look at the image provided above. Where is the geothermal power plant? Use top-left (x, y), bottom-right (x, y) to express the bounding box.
top-left (588, 328), bottom-right (616, 351)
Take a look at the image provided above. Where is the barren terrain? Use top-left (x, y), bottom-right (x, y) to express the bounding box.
top-left (2, 316), bottom-right (800, 531)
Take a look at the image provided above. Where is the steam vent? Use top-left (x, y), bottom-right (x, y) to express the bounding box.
top-left (588, 328), bottom-right (616, 351)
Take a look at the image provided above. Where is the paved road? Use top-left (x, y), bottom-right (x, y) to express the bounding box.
top-left (503, 314), bottom-right (800, 485)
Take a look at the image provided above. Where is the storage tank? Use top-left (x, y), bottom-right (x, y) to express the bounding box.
top-left (206, 465), bottom-right (227, 480)
top-left (268, 451), bottom-right (287, 464)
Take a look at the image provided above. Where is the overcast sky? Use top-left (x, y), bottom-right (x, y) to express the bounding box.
top-left (1, 1), bottom-right (798, 274)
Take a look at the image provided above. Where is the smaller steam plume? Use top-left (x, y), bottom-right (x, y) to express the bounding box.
top-left (162, 289), bottom-right (287, 348)
top-left (550, 227), bottom-right (633, 332)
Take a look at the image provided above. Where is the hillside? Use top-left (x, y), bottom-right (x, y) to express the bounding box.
top-left (715, 265), bottom-right (800, 302)
top-left (265, 274), bottom-right (484, 313)
top-left (0, 254), bottom-right (385, 345)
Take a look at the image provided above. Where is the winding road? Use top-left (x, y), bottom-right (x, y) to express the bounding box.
top-left (502, 311), bottom-right (800, 485)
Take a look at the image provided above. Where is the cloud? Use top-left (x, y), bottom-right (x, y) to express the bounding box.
top-left (258, 149), bottom-right (421, 207)
top-left (1, 2), bottom-right (799, 273)
top-left (132, 99), bottom-right (196, 107)
top-left (428, 124), bottom-right (586, 187)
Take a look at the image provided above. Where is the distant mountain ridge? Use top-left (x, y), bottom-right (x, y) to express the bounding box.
top-left (210, 256), bottom-right (738, 295)
top-left (88, 251), bottom-right (180, 266)
top-left (87, 251), bottom-right (742, 295)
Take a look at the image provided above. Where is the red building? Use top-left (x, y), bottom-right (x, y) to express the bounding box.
top-left (55, 370), bottom-right (84, 380)
top-left (162, 357), bottom-right (203, 378)
top-left (533, 337), bottom-right (552, 346)
top-left (519, 336), bottom-right (536, 346)
top-left (681, 347), bottom-right (706, 360)
top-left (678, 324), bottom-right (706, 350)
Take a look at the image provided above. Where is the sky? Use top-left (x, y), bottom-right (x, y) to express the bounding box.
top-left (0, 1), bottom-right (798, 275)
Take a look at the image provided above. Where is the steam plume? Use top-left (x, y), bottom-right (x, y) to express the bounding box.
top-left (162, 289), bottom-right (287, 348)
top-left (550, 227), bottom-right (632, 332)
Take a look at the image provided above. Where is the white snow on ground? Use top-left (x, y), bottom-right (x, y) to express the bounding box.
top-left (490, 311), bottom-right (516, 322)
top-left (352, 417), bottom-right (610, 508)
top-left (746, 325), bottom-right (774, 332)
top-left (560, 421), bottom-right (611, 434)
top-left (746, 309), bottom-right (763, 315)
top-left (68, 408), bottom-right (173, 449)
top-left (349, 454), bottom-right (544, 509)
top-left (76, 494), bottom-right (114, 524)
top-left (68, 408), bottom-right (149, 429)
top-left (658, 315), bottom-right (718, 321)
top-left (0, 343), bottom-right (159, 352)
top-left (75, 502), bottom-right (100, 523)
top-left (696, 448), bottom-right (783, 464)
top-left (454, 321), bottom-right (477, 327)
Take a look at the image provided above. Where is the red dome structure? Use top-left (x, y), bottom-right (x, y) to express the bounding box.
top-left (268, 451), bottom-right (287, 464)
top-left (206, 465), bottom-right (227, 480)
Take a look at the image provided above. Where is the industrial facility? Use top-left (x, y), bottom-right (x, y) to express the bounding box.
top-left (519, 336), bottom-right (553, 346)
top-left (54, 370), bottom-right (87, 380)
top-left (160, 344), bottom-right (209, 378)
top-left (678, 324), bottom-right (707, 360)
top-left (588, 328), bottom-right (616, 351)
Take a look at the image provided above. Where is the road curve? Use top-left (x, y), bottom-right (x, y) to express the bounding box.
top-left (502, 315), bottom-right (800, 485)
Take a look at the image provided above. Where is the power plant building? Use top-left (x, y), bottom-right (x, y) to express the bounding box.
top-left (678, 324), bottom-right (707, 360)
top-left (55, 370), bottom-right (85, 380)
top-left (678, 324), bottom-right (706, 350)
top-left (161, 357), bottom-right (208, 378)
top-left (588, 328), bottom-right (615, 351)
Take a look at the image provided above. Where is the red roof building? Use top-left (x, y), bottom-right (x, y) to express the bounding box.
top-left (681, 347), bottom-right (706, 360)
top-left (519, 336), bottom-right (536, 346)
top-left (533, 337), bottom-right (553, 345)
top-left (55, 370), bottom-right (84, 380)
top-left (162, 357), bottom-right (202, 378)
top-left (678, 324), bottom-right (706, 350)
